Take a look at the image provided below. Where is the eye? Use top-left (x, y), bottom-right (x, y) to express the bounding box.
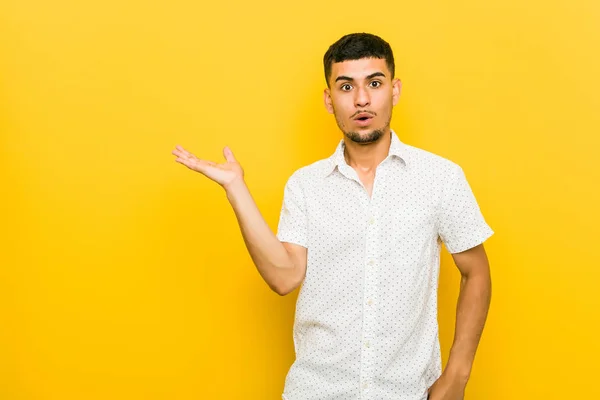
top-left (341, 84), bottom-right (352, 91)
top-left (370, 81), bottom-right (382, 88)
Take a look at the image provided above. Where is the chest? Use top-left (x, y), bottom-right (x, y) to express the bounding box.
top-left (304, 171), bottom-right (442, 255)
top-left (357, 172), bottom-right (375, 198)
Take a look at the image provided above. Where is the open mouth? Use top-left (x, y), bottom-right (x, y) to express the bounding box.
top-left (354, 114), bottom-right (373, 126)
top-left (354, 112), bottom-right (374, 122)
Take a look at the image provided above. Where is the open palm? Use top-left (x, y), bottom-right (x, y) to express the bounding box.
top-left (171, 145), bottom-right (244, 188)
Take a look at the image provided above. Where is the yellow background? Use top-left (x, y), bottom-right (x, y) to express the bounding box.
top-left (1, 0), bottom-right (598, 398)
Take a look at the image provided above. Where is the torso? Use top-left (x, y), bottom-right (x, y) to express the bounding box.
top-left (277, 130), bottom-right (494, 399)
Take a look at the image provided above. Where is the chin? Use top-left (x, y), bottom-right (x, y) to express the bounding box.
top-left (345, 128), bottom-right (385, 144)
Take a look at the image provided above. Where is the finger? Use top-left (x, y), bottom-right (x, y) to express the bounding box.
top-left (175, 157), bottom-right (195, 168)
top-left (174, 145), bottom-right (195, 158)
top-left (173, 149), bottom-right (199, 163)
top-left (176, 157), bottom-right (215, 175)
top-left (172, 148), bottom-right (189, 158)
top-left (223, 146), bottom-right (237, 163)
top-left (172, 149), bottom-right (183, 158)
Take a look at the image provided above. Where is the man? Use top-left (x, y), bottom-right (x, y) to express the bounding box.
top-left (172, 33), bottom-right (493, 400)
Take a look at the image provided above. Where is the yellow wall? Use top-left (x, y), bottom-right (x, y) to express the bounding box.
top-left (1, 0), bottom-right (598, 398)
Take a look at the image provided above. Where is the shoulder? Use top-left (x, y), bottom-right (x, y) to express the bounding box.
top-left (404, 143), bottom-right (462, 177)
top-left (285, 158), bottom-right (331, 185)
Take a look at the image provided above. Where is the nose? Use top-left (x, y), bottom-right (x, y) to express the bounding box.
top-left (354, 86), bottom-right (370, 108)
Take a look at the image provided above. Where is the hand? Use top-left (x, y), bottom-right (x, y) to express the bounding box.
top-left (171, 145), bottom-right (244, 190)
top-left (427, 371), bottom-right (467, 400)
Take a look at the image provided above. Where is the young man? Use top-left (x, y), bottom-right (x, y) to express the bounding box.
top-left (172, 33), bottom-right (493, 400)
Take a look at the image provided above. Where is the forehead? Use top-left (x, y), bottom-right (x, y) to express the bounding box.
top-left (330, 57), bottom-right (390, 81)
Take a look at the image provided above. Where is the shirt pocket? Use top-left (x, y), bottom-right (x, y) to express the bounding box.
top-left (388, 202), bottom-right (437, 262)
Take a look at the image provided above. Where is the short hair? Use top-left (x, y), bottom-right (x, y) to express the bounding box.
top-left (323, 33), bottom-right (395, 87)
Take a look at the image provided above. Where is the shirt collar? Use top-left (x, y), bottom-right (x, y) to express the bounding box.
top-left (323, 129), bottom-right (410, 178)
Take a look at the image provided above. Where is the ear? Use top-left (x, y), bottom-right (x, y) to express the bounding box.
top-left (324, 88), bottom-right (334, 114)
top-left (392, 78), bottom-right (402, 106)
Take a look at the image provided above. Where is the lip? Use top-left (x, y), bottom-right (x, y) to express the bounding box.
top-left (354, 112), bottom-right (373, 120)
top-left (354, 113), bottom-right (374, 126)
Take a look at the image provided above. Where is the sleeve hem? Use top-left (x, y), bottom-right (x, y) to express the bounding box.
top-left (446, 227), bottom-right (494, 254)
top-left (276, 234), bottom-right (308, 248)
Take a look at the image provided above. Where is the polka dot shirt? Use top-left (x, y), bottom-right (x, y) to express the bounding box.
top-left (276, 129), bottom-right (494, 400)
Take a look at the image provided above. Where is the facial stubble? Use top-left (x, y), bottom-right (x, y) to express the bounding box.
top-left (334, 110), bottom-right (392, 145)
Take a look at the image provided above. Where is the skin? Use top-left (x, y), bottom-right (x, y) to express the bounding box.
top-left (172, 56), bottom-right (492, 400)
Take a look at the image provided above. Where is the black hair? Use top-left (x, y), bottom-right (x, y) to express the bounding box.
top-left (323, 33), bottom-right (395, 87)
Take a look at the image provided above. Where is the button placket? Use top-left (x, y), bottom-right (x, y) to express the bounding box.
top-left (362, 179), bottom-right (381, 399)
top-left (362, 201), bottom-right (379, 389)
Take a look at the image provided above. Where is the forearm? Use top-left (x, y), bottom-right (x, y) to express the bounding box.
top-left (445, 271), bottom-right (492, 380)
top-left (225, 179), bottom-right (298, 293)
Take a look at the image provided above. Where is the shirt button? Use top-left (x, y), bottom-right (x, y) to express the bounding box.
top-left (367, 259), bottom-right (375, 266)
top-left (368, 217), bottom-right (375, 225)
top-left (367, 299), bottom-right (373, 305)
top-left (363, 382), bottom-right (369, 389)
top-left (365, 341), bottom-right (371, 348)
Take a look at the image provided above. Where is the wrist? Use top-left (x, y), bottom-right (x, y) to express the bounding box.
top-left (444, 361), bottom-right (471, 384)
top-left (224, 178), bottom-right (247, 198)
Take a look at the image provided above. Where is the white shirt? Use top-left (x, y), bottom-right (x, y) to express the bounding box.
top-left (276, 129), bottom-right (494, 400)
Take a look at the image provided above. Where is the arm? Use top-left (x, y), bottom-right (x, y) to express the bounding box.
top-left (226, 179), bottom-right (307, 296)
top-left (428, 243), bottom-right (491, 399)
top-left (430, 163), bottom-right (494, 399)
top-left (446, 242), bottom-right (492, 380)
top-left (172, 144), bottom-right (307, 296)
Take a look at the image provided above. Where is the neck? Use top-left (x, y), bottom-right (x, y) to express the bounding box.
top-left (343, 128), bottom-right (392, 174)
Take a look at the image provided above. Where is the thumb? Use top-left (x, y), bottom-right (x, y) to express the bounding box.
top-left (223, 146), bottom-right (237, 163)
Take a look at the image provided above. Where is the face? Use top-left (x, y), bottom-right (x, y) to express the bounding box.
top-left (324, 57), bottom-right (401, 144)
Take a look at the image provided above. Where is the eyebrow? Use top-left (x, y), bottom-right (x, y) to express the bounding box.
top-left (334, 72), bottom-right (386, 83)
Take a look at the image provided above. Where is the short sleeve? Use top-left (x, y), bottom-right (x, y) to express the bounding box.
top-left (276, 172), bottom-right (308, 248)
top-left (438, 164), bottom-right (494, 253)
